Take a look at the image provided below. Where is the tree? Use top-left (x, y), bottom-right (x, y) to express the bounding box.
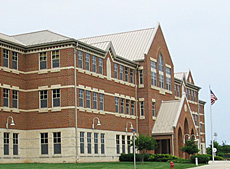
top-left (181, 140), bottom-right (199, 156)
top-left (131, 134), bottom-right (158, 162)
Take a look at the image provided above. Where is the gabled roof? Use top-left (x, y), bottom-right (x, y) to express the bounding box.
top-left (79, 23), bottom-right (160, 61)
top-left (0, 33), bottom-right (25, 45)
top-left (174, 72), bottom-right (188, 81)
top-left (152, 99), bottom-right (183, 135)
top-left (11, 30), bottom-right (70, 46)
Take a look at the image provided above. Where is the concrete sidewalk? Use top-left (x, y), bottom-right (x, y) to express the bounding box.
top-left (187, 161), bottom-right (230, 169)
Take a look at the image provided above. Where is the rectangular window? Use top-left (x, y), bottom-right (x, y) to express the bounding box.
top-left (99, 58), bottom-right (103, 74)
top-left (121, 98), bottom-right (124, 114)
top-left (53, 89), bottom-right (60, 107)
top-left (151, 72), bottom-right (157, 86)
top-left (166, 67), bottom-right (171, 75)
top-left (131, 101), bottom-right (135, 115)
top-left (159, 74), bottom-right (164, 88)
top-left (194, 91), bottom-right (197, 102)
top-left (200, 124), bottom-right (203, 132)
top-left (120, 65), bottom-right (123, 80)
top-left (3, 89), bottom-right (9, 107)
top-left (126, 100), bottom-right (129, 114)
top-left (99, 94), bottom-right (104, 110)
top-left (12, 51), bottom-right (18, 70)
top-left (3, 49), bottom-right (9, 67)
top-left (122, 135), bottom-right (125, 153)
top-left (139, 70), bottom-right (143, 84)
top-left (87, 132), bottom-right (91, 154)
top-left (191, 90), bottom-right (194, 101)
top-left (12, 90), bottom-right (18, 108)
top-left (86, 91), bottom-right (91, 108)
top-left (116, 135), bottom-right (120, 154)
top-left (114, 63), bottom-right (118, 78)
top-left (140, 101), bottom-right (144, 116)
top-left (101, 133), bottom-right (105, 154)
top-left (177, 85), bottom-right (180, 97)
top-left (53, 132), bottom-right (61, 154)
top-left (130, 69), bottom-right (134, 83)
top-left (41, 133), bottom-right (48, 154)
top-left (127, 136), bottom-right (131, 154)
top-left (4, 133), bottom-right (9, 155)
top-left (13, 133), bottom-right (18, 155)
top-left (78, 51), bottom-right (83, 68)
top-left (115, 97), bottom-right (119, 113)
top-left (85, 53), bottom-right (90, 70)
top-left (79, 89), bottom-right (84, 107)
top-left (188, 89), bottom-right (191, 100)
top-left (92, 55), bottom-right (97, 72)
top-left (166, 77), bottom-right (171, 91)
top-left (94, 133), bottom-right (98, 154)
top-left (125, 67), bottom-right (129, 82)
top-left (151, 61), bottom-right (157, 69)
top-left (40, 52), bottom-right (47, 69)
top-left (152, 102), bottom-right (155, 117)
top-left (40, 90), bottom-right (48, 108)
top-left (175, 84), bottom-right (177, 96)
top-left (80, 132), bottom-right (84, 154)
top-left (52, 50), bottom-right (60, 68)
top-left (93, 92), bottom-right (97, 109)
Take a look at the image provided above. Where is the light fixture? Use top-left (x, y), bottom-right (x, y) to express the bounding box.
top-left (6, 116), bottom-right (15, 129)
top-left (126, 121), bottom-right (134, 132)
top-left (92, 117), bottom-right (101, 129)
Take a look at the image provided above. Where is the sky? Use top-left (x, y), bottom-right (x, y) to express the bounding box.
top-left (1, 0), bottom-right (229, 146)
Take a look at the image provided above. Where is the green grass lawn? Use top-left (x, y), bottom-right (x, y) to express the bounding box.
top-left (0, 162), bottom-right (200, 169)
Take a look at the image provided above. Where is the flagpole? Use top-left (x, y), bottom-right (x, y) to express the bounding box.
top-left (209, 85), bottom-right (214, 163)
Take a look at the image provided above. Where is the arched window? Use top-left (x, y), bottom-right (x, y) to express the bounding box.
top-left (158, 53), bottom-right (164, 88)
top-left (158, 53), bottom-right (164, 72)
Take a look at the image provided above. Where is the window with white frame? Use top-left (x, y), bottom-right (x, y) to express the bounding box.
top-left (4, 133), bottom-right (9, 155)
top-left (40, 90), bottom-right (48, 108)
top-left (12, 90), bottom-right (18, 108)
top-left (87, 132), bottom-right (91, 154)
top-left (13, 133), bottom-right (18, 155)
top-left (194, 91), bottom-right (197, 102)
top-left (3, 49), bottom-right (9, 67)
top-left (92, 55), bottom-right (97, 72)
top-left (115, 97), bottom-right (119, 113)
top-left (158, 53), bottom-right (164, 72)
top-left (41, 133), bottom-right (48, 154)
top-left (151, 61), bottom-right (157, 86)
top-left (53, 89), bottom-right (60, 107)
top-left (140, 101), bottom-right (144, 116)
top-left (158, 53), bottom-right (164, 88)
top-left (200, 124), bottom-right (203, 133)
top-left (152, 102), bottom-right (155, 117)
top-left (130, 69), bottom-right (134, 83)
top-left (94, 133), bottom-right (98, 154)
top-left (177, 85), bottom-right (181, 97)
top-left (159, 74), bottom-right (164, 88)
top-left (52, 50), bottom-right (60, 68)
top-left (86, 91), bottom-right (91, 108)
top-left (12, 51), bottom-right (18, 70)
top-left (139, 70), bottom-right (143, 84)
top-left (127, 136), bottom-right (131, 153)
top-left (79, 89), bottom-right (84, 107)
top-left (191, 90), bottom-right (194, 101)
top-left (166, 67), bottom-right (171, 91)
top-left (101, 133), bottom-right (105, 154)
top-left (126, 100), bottom-right (129, 114)
top-left (93, 92), bottom-right (97, 109)
top-left (99, 58), bottom-right (103, 74)
top-left (39, 52), bottom-right (47, 70)
top-left (125, 67), bottom-right (129, 82)
top-left (80, 132), bottom-right (84, 154)
top-left (131, 101), bottom-right (135, 115)
top-left (120, 65), bottom-right (123, 80)
top-left (116, 135), bottom-right (120, 154)
top-left (78, 51), bottom-right (83, 68)
top-left (122, 135), bottom-right (125, 153)
top-left (3, 89), bottom-right (9, 107)
top-left (53, 132), bottom-right (61, 154)
top-left (85, 53), bottom-right (90, 71)
top-left (99, 94), bottom-right (104, 110)
top-left (121, 98), bottom-right (124, 114)
top-left (114, 63), bottom-right (118, 78)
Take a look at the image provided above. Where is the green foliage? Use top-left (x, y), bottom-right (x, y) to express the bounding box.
top-left (170, 158), bottom-right (191, 163)
top-left (191, 154), bottom-right (210, 164)
top-left (207, 141), bottom-right (230, 158)
top-left (148, 154), bottom-right (179, 162)
top-left (119, 153), bottom-right (151, 161)
top-left (181, 140), bottom-right (199, 155)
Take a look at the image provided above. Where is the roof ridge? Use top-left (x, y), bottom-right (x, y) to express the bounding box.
top-left (80, 27), bottom-right (155, 40)
top-left (163, 100), bottom-right (181, 103)
top-left (89, 41), bottom-right (111, 45)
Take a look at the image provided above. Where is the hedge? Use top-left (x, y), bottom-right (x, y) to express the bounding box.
top-left (148, 154), bottom-right (179, 162)
top-left (191, 154), bottom-right (210, 164)
top-left (119, 153), bottom-right (151, 161)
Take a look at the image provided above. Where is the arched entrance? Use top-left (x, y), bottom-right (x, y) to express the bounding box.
top-left (178, 127), bottom-right (183, 157)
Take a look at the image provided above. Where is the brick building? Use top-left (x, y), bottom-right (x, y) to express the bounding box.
top-left (0, 23), bottom-right (206, 163)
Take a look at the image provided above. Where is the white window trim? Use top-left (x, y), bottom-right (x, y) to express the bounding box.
top-left (3, 49), bottom-right (9, 68)
top-left (52, 89), bottom-right (61, 108)
top-left (39, 90), bottom-right (48, 109)
top-left (51, 50), bottom-right (60, 69)
top-left (12, 51), bottom-right (18, 70)
top-left (39, 52), bottom-right (47, 70)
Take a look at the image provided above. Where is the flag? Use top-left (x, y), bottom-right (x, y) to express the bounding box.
top-left (210, 90), bottom-right (218, 105)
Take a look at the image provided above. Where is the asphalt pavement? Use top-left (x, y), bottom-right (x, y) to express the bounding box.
top-left (187, 161), bottom-right (230, 169)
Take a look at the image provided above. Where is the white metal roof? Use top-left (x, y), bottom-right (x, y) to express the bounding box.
top-left (11, 30), bottom-right (70, 46)
top-left (79, 25), bottom-right (159, 61)
top-left (174, 72), bottom-right (187, 81)
top-left (0, 33), bottom-right (25, 45)
top-left (152, 99), bottom-right (183, 135)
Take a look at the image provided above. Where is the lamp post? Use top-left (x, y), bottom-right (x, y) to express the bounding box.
top-left (132, 128), bottom-right (136, 169)
top-left (92, 117), bottom-right (101, 129)
top-left (183, 134), bottom-right (190, 143)
top-left (125, 121), bottom-right (134, 132)
top-left (6, 116), bottom-right (15, 129)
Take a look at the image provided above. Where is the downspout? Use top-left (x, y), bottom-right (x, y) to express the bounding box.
top-left (135, 65), bottom-right (139, 134)
top-left (172, 127), bottom-right (175, 156)
top-left (74, 42), bottom-right (79, 162)
top-left (197, 93), bottom-right (201, 152)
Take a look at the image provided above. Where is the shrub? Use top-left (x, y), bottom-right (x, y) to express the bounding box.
top-left (191, 154), bottom-right (209, 164)
top-left (119, 153), bottom-right (151, 161)
top-left (170, 158), bottom-right (191, 163)
top-left (207, 154), bottom-right (224, 160)
top-left (148, 154), bottom-right (179, 162)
